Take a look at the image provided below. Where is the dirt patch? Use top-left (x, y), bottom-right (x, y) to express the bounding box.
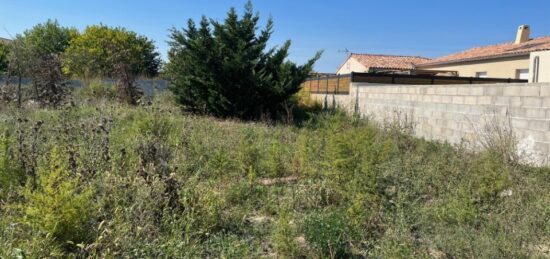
top-left (259, 176), bottom-right (298, 186)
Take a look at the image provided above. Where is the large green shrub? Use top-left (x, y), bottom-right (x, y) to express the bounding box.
top-left (63, 25), bottom-right (160, 79)
top-left (166, 2), bottom-right (321, 120)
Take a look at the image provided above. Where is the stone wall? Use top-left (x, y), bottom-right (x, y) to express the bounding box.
top-left (311, 82), bottom-right (550, 165)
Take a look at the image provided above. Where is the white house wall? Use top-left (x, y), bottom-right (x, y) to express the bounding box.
top-left (337, 57), bottom-right (368, 74)
top-left (529, 50), bottom-right (550, 83)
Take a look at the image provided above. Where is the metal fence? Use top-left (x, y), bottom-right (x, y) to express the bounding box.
top-left (301, 72), bottom-right (528, 94)
top-left (0, 77), bottom-right (169, 96)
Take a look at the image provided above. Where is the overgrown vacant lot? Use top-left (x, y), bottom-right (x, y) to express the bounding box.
top-left (0, 93), bottom-right (549, 258)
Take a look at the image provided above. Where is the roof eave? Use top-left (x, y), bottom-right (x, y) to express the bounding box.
top-left (369, 66), bottom-right (414, 70)
top-left (417, 52), bottom-right (532, 67)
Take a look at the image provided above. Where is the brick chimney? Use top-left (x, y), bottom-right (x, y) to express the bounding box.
top-left (515, 25), bottom-right (530, 44)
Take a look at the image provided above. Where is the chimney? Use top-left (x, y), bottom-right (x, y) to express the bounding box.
top-left (515, 25), bottom-right (531, 44)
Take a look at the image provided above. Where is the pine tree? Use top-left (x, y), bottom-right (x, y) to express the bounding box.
top-left (166, 1), bottom-right (321, 120)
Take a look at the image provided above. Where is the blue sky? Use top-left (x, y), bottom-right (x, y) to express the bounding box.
top-left (1, 0), bottom-right (549, 72)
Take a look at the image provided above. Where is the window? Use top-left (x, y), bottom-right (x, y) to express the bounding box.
top-left (516, 69), bottom-right (529, 80)
top-left (475, 72), bottom-right (488, 78)
top-left (532, 57), bottom-right (539, 83)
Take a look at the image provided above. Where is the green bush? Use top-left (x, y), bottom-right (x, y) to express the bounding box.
top-left (271, 214), bottom-right (302, 257)
top-left (165, 2), bottom-right (320, 120)
top-left (302, 211), bottom-right (351, 257)
top-left (21, 147), bottom-right (95, 248)
top-left (468, 151), bottom-right (511, 203)
top-left (79, 80), bottom-right (117, 99)
top-left (0, 132), bottom-right (25, 197)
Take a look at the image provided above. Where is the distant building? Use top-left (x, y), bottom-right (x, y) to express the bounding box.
top-left (336, 53), bottom-right (431, 75)
top-left (418, 25), bottom-right (550, 82)
top-left (338, 25), bottom-right (550, 82)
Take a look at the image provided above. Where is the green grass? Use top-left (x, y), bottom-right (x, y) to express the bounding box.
top-left (0, 91), bottom-right (549, 258)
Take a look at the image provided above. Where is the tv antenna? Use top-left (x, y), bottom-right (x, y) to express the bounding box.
top-left (338, 48), bottom-right (350, 54)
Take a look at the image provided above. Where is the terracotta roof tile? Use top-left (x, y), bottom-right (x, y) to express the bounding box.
top-left (419, 36), bottom-right (550, 66)
top-left (347, 53), bottom-right (432, 70)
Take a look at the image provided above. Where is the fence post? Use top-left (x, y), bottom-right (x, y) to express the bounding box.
top-left (326, 75), bottom-right (329, 94)
top-left (336, 74), bottom-right (340, 94)
top-left (317, 76), bottom-right (320, 92)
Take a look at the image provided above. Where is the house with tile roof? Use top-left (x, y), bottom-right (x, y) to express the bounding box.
top-left (337, 53), bottom-right (432, 75)
top-left (416, 25), bottom-right (550, 82)
top-left (338, 25), bottom-right (550, 83)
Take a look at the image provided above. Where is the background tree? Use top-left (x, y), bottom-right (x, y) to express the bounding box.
top-left (0, 41), bottom-right (9, 73)
top-left (165, 2), bottom-right (321, 120)
top-left (20, 19), bottom-right (78, 57)
top-left (63, 25), bottom-right (161, 80)
top-left (4, 20), bottom-right (75, 106)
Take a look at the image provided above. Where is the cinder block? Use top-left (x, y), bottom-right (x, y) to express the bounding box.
top-left (471, 106), bottom-right (488, 115)
top-left (540, 86), bottom-right (550, 96)
top-left (441, 96), bottom-right (452, 103)
top-left (457, 87), bottom-right (469, 95)
top-left (525, 108), bottom-right (547, 118)
top-left (511, 118), bottom-right (530, 129)
top-left (484, 87), bottom-right (503, 96)
top-left (470, 87), bottom-right (484, 96)
top-left (528, 120), bottom-right (550, 131)
top-left (510, 97), bottom-right (522, 107)
top-left (503, 86), bottom-right (521, 96)
top-left (446, 87), bottom-right (458, 95)
top-left (463, 96), bottom-right (476, 105)
top-left (521, 97), bottom-right (543, 107)
top-left (492, 106), bottom-right (509, 116)
top-left (477, 96), bottom-right (493, 105)
top-left (519, 86), bottom-right (540, 97)
top-left (452, 96), bottom-right (465, 104)
top-left (495, 96), bottom-right (510, 106)
top-left (508, 107), bottom-right (526, 117)
top-left (436, 87), bottom-right (446, 95)
top-left (544, 131), bottom-right (550, 143)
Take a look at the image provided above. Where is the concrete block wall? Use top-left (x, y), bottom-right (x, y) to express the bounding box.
top-left (312, 82), bottom-right (550, 165)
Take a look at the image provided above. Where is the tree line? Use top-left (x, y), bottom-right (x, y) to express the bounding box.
top-left (0, 2), bottom-right (320, 119)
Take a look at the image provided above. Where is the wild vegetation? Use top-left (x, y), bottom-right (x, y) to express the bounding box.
top-left (1, 20), bottom-right (160, 107)
top-left (0, 88), bottom-right (549, 258)
top-left (0, 2), bottom-right (549, 258)
top-left (0, 41), bottom-right (9, 73)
